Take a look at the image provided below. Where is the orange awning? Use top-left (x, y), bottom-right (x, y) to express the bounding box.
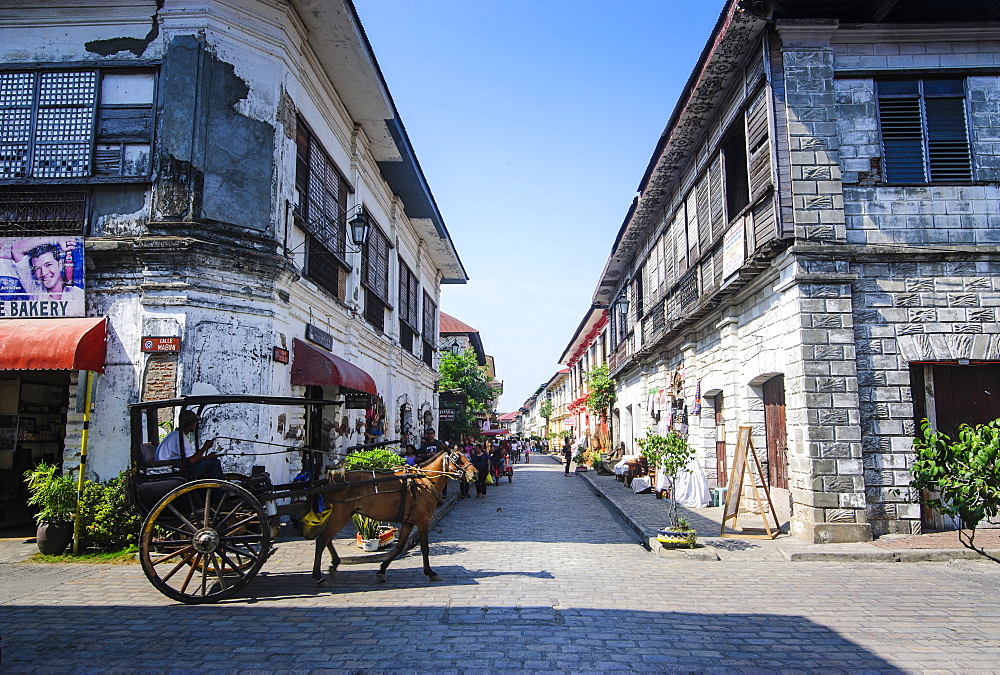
top-left (290, 338), bottom-right (377, 395)
top-left (0, 318), bottom-right (107, 372)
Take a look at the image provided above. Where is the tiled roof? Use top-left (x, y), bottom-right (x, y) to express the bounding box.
top-left (440, 312), bottom-right (479, 334)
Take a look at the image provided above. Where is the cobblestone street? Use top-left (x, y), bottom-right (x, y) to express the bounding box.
top-left (2, 458), bottom-right (1000, 672)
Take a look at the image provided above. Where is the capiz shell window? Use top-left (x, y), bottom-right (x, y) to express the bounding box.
top-left (0, 69), bottom-right (154, 180)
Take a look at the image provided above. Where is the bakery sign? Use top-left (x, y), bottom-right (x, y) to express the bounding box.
top-left (0, 236), bottom-right (85, 318)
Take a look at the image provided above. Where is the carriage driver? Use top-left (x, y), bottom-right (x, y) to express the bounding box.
top-left (155, 410), bottom-right (225, 479)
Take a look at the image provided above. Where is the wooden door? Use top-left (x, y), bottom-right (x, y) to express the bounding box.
top-left (763, 375), bottom-right (788, 489)
top-left (929, 364), bottom-right (1000, 440)
top-left (714, 394), bottom-right (727, 487)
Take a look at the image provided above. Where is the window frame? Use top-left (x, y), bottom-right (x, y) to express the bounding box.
top-left (0, 66), bottom-right (157, 184)
top-left (421, 290), bottom-right (437, 367)
top-left (398, 256), bottom-right (420, 355)
top-left (294, 117), bottom-right (353, 298)
top-left (876, 77), bottom-right (974, 185)
top-left (360, 220), bottom-right (391, 306)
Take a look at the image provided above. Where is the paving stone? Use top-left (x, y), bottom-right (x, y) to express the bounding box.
top-left (0, 457), bottom-right (999, 671)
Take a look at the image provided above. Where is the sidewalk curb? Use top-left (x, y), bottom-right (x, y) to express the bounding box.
top-left (576, 460), bottom-right (999, 564)
top-left (576, 466), bottom-right (653, 547)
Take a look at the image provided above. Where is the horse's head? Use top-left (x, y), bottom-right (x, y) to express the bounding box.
top-left (445, 448), bottom-right (477, 482)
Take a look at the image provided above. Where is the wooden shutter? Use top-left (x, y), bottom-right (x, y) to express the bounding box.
top-left (684, 194), bottom-right (698, 264)
top-left (363, 225), bottom-right (390, 303)
top-left (709, 156), bottom-right (726, 241)
top-left (746, 89), bottom-right (772, 200)
top-left (696, 173), bottom-right (712, 252)
top-left (398, 259), bottom-right (419, 330)
top-left (422, 291), bottom-right (437, 344)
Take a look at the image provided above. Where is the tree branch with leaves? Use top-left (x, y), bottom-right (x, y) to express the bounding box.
top-left (910, 419), bottom-right (1000, 563)
top-left (439, 348), bottom-right (493, 441)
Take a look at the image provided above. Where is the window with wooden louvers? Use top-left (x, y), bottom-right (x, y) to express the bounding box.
top-left (746, 88), bottom-right (772, 200)
top-left (361, 223), bottom-right (390, 303)
top-left (421, 291), bottom-right (437, 366)
top-left (398, 259), bottom-right (419, 331)
top-left (877, 78), bottom-right (972, 184)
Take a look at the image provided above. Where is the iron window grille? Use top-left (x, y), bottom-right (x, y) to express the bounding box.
top-left (877, 78), bottom-right (972, 184)
top-left (0, 69), bottom-right (155, 181)
top-left (0, 188), bottom-right (87, 235)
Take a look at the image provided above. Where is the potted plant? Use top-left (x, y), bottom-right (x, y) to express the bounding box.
top-left (657, 516), bottom-right (697, 549)
top-left (638, 431), bottom-right (696, 546)
top-left (24, 462), bottom-right (76, 555)
top-left (353, 514), bottom-right (395, 551)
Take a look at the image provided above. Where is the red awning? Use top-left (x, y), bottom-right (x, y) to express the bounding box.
top-left (290, 338), bottom-right (377, 395)
top-left (0, 318), bottom-right (107, 372)
top-left (480, 429), bottom-right (509, 436)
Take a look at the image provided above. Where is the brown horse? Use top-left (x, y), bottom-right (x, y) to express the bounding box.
top-left (312, 448), bottom-right (477, 585)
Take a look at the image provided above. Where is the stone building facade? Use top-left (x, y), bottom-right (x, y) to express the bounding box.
top-left (0, 0), bottom-right (465, 525)
top-left (596, 0), bottom-right (1000, 542)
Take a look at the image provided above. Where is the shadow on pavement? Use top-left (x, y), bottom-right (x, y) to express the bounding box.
top-left (0, 603), bottom-right (901, 671)
top-left (242, 564), bottom-right (556, 602)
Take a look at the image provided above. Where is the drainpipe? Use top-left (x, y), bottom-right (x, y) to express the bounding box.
top-left (72, 371), bottom-right (95, 555)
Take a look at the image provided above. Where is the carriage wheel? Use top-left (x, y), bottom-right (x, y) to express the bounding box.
top-left (507, 469), bottom-right (513, 483)
top-left (139, 479), bottom-right (270, 604)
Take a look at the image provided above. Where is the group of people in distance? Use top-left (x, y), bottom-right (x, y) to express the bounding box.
top-left (401, 432), bottom-right (534, 499)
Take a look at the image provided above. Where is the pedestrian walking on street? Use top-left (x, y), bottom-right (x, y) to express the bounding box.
top-left (563, 436), bottom-right (573, 476)
top-left (459, 445), bottom-right (472, 498)
top-left (470, 444), bottom-right (490, 497)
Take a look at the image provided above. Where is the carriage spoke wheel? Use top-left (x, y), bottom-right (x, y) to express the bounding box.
top-left (139, 480), bottom-right (270, 604)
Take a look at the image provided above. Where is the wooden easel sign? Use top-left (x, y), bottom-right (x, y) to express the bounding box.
top-left (720, 425), bottom-right (781, 539)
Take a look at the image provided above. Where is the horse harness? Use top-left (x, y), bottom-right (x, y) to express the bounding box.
top-left (322, 449), bottom-right (468, 523)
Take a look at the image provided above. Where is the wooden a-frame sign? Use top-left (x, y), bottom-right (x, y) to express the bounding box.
top-left (720, 425), bottom-right (781, 539)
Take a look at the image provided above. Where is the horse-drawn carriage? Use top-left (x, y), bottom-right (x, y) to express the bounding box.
top-left (128, 395), bottom-right (476, 604)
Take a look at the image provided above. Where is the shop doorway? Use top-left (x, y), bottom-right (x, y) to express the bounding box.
top-left (0, 370), bottom-right (71, 528)
top-left (911, 363), bottom-right (1000, 440)
top-left (910, 362), bottom-right (1000, 530)
top-left (763, 375), bottom-right (788, 489)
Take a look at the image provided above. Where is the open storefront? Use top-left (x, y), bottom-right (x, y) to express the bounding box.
top-left (0, 318), bottom-right (105, 528)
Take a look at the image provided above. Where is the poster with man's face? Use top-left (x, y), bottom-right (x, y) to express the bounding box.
top-left (0, 236), bottom-right (85, 318)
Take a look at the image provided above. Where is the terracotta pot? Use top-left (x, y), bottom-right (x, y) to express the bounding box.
top-left (36, 521), bottom-right (73, 555)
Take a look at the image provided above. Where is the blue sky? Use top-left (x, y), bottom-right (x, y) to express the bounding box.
top-left (355, 1), bottom-right (727, 411)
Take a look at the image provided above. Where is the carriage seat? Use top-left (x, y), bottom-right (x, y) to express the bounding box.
top-left (136, 442), bottom-right (185, 475)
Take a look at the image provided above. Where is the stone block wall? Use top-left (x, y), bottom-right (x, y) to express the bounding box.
top-left (852, 260), bottom-right (1000, 535)
top-left (827, 35), bottom-right (1000, 535)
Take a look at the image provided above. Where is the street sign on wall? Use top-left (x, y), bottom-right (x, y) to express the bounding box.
top-left (141, 337), bottom-right (181, 353)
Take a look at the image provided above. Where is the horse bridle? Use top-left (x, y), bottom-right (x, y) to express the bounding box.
top-left (441, 449), bottom-right (474, 480)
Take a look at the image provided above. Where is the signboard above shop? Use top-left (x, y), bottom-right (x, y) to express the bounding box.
top-left (343, 392), bottom-right (374, 409)
top-left (0, 236), bottom-right (85, 318)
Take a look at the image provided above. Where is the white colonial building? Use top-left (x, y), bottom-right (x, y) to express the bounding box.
top-left (0, 0), bottom-right (466, 527)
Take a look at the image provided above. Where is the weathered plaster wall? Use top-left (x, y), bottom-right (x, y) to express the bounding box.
top-left (154, 35), bottom-right (275, 233)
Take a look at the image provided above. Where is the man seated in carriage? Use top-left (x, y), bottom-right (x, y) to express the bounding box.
top-left (155, 410), bottom-right (225, 479)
